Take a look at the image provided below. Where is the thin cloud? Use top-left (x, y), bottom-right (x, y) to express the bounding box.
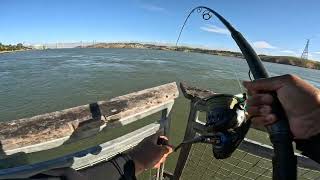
top-left (140, 4), bottom-right (165, 12)
top-left (252, 41), bottom-right (276, 49)
top-left (314, 51), bottom-right (320, 54)
top-left (279, 50), bottom-right (299, 57)
top-left (200, 24), bottom-right (230, 35)
top-left (280, 50), bottom-right (296, 54)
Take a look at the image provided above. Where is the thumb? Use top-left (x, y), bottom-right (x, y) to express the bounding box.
top-left (150, 129), bottom-right (164, 143)
top-left (243, 76), bottom-right (284, 92)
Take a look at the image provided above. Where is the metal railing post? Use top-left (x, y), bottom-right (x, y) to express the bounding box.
top-left (157, 102), bottom-right (173, 180)
top-left (172, 101), bottom-right (199, 180)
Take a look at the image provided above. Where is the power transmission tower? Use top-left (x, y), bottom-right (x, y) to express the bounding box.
top-left (301, 39), bottom-right (310, 60)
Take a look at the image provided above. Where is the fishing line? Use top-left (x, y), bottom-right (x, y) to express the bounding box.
top-left (175, 7), bottom-right (246, 93)
top-left (248, 70), bottom-right (253, 81)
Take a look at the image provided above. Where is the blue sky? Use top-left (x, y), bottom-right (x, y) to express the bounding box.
top-left (1, 0), bottom-right (320, 60)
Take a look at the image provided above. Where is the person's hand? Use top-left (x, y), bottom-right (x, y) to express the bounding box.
top-left (243, 74), bottom-right (320, 139)
top-left (128, 131), bottom-right (173, 175)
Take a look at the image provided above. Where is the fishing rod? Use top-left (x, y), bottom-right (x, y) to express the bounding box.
top-left (176, 6), bottom-right (297, 180)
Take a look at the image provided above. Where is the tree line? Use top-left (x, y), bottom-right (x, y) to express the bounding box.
top-left (0, 43), bottom-right (29, 51)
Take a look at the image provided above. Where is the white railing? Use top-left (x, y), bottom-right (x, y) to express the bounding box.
top-left (0, 82), bottom-right (179, 179)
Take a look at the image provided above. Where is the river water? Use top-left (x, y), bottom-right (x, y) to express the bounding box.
top-left (1, 48), bottom-right (320, 177)
top-left (1, 48), bottom-right (319, 122)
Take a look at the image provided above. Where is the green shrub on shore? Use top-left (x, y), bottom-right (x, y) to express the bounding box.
top-left (0, 43), bottom-right (29, 52)
top-left (87, 43), bottom-right (320, 70)
top-left (260, 56), bottom-right (320, 70)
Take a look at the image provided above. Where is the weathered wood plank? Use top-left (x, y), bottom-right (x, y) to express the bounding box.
top-left (4, 101), bottom-right (174, 156)
top-left (180, 82), bottom-right (216, 100)
top-left (0, 82), bottom-right (178, 154)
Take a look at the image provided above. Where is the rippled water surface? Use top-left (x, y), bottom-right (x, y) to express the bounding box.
top-left (2, 48), bottom-right (320, 178)
top-left (1, 48), bottom-right (320, 121)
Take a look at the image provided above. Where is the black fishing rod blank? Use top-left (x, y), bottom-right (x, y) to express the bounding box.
top-left (176, 6), bottom-right (297, 180)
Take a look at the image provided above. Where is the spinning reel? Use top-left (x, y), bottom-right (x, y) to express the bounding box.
top-left (175, 93), bottom-right (251, 159)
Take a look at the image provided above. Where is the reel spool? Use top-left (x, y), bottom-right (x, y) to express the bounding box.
top-left (175, 93), bottom-right (251, 159)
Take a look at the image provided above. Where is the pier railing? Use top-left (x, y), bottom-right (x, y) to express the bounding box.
top-left (0, 82), bottom-right (179, 179)
top-left (1, 81), bottom-right (320, 179)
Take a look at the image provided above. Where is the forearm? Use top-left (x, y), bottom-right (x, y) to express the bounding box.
top-left (289, 107), bottom-right (320, 139)
top-left (79, 154), bottom-right (136, 180)
top-left (296, 133), bottom-right (320, 164)
top-left (293, 108), bottom-right (320, 163)
top-left (127, 148), bottom-right (146, 175)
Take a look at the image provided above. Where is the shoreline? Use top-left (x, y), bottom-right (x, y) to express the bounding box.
top-left (83, 43), bottom-right (320, 70)
top-left (1, 43), bottom-right (319, 70)
top-left (0, 49), bottom-right (30, 54)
